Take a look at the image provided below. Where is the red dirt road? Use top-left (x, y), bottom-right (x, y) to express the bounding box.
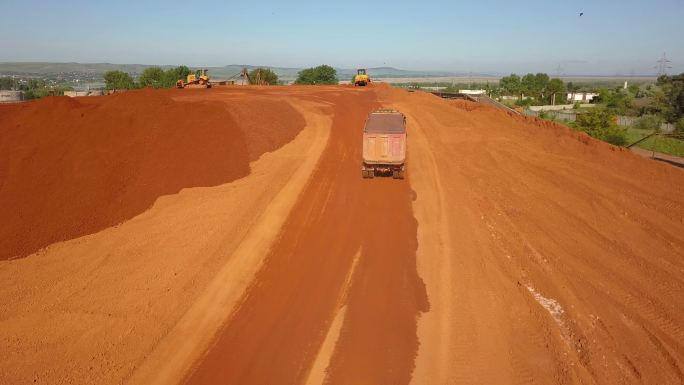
top-left (185, 88), bottom-right (428, 385)
top-left (1, 85), bottom-right (683, 385)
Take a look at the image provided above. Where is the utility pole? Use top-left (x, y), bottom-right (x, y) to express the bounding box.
top-left (655, 52), bottom-right (672, 76)
top-left (554, 64), bottom-right (563, 105)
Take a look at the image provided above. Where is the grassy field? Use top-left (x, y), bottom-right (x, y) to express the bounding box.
top-left (625, 128), bottom-right (684, 157)
top-left (533, 117), bottom-right (684, 158)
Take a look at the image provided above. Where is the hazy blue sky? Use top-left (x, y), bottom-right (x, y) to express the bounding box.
top-left (1, 0), bottom-right (682, 75)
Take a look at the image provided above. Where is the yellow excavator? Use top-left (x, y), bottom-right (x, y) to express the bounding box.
top-left (176, 69), bottom-right (211, 89)
top-left (354, 69), bottom-right (370, 86)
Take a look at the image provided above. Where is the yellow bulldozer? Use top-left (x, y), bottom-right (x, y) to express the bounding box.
top-left (354, 69), bottom-right (370, 86)
top-left (176, 68), bottom-right (211, 89)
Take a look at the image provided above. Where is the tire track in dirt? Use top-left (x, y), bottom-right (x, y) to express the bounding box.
top-left (304, 249), bottom-right (361, 385)
top-left (126, 98), bottom-right (332, 385)
top-left (185, 87), bottom-right (427, 385)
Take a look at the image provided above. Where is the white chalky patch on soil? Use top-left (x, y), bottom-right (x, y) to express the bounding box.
top-left (526, 285), bottom-right (564, 325)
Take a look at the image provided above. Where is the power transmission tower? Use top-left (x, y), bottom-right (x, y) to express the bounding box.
top-left (555, 64), bottom-right (564, 77)
top-left (655, 52), bottom-right (672, 76)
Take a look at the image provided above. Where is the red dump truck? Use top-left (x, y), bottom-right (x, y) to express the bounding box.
top-left (361, 109), bottom-right (407, 179)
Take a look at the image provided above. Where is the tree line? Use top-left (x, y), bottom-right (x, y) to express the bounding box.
top-left (496, 71), bottom-right (684, 146)
top-left (102, 64), bottom-right (342, 90)
top-left (499, 73), bottom-right (566, 105)
top-left (549, 73), bottom-right (684, 146)
top-left (104, 66), bottom-right (192, 90)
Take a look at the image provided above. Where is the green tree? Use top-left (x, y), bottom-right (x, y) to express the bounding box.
top-left (635, 114), bottom-right (663, 131)
top-left (28, 79), bottom-right (47, 89)
top-left (676, 117), bottom-right (684, 134)
top-left (295, 65), bottom-right (338, 85)
top-left (104, 70), bottom-right (135, 90)
top-left (596, 88), bottom-right (632, 115)
top-left (656, 75), bottom-right (671, 87)
top-left (138, 67), bottom-right (165, 88)
top-left (653, 83), bottom-right (673, 119)
top-left (672, 77), bottom-right (684, 121)
top-left (521, 73), bottom-right (536, 99)
top-left (514, 72), bottom-right (551, 102)
top-left (499, 74), bottom-right (521, 98)
top-left (248, 68), bottom-right (279, 85)
top-left (0, 77), bottom-right (18, 90)
top-left (574, 108), bottom-right (627, 145)
top-left (654, 74), bottom-right (684, 123)
top-left (627, 84), bottom-right (640, 97)
top-left (547, 78), bottom-right (565, 105)
top-left (22, 79), bottom-right (47, 99)
top-left (21, 80), bottom-right (73, 99)
top-left (534, 72), bottom-right (550, 100)
top-left (161, 65), bottom-right (191, 87)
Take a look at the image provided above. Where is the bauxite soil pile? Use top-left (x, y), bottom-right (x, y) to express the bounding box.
top-left (0, 89), bottom-right (304, 260)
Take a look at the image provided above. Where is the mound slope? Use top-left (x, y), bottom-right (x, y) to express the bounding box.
top-left (382, 87), bottom-right (684, 385)
top-left (0, 90), bottom-right (304, 260)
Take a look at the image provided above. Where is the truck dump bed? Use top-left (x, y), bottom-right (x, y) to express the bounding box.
top-left (361, 109), bottom-right (407, 178)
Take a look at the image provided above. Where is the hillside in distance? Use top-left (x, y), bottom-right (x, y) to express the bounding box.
top-left (0, 62), bottom-right (469, 81)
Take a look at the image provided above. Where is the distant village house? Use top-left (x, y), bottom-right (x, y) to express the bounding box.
top-left (567, 92), bottom-right (598, 103)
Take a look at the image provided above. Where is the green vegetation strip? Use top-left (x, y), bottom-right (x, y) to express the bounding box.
top-left (625, 128), bottom-right (684, 157)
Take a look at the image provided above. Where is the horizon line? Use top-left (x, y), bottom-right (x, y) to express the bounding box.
top-left (0, 61), bottom-right (668, 78)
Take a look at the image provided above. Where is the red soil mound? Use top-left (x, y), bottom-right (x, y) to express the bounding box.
top-left (0, 89), bottom-right (304, 260)
top-left (223, 97), bottom-right (307, 161)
